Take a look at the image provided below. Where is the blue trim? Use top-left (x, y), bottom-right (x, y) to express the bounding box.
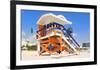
top-left (37, 22), bottom-right (80, 47)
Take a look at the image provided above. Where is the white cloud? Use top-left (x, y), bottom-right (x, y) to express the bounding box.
top-left (21, 31), bottom-right (37, 45)
top-left (25, 34), bottom-right (37, 44)
top-left (22, 31), bottom-right (26, 37)
top-left (72, 33), bottom-right (77, 37)
top-left (22, 31), bottom-right (27, 42)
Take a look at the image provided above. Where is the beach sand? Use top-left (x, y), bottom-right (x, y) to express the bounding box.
top-left (21, 48), bottom-right (90, 60)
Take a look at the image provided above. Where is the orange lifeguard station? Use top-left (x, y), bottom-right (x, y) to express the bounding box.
top-left (36, 13), bottom-right (80, 55)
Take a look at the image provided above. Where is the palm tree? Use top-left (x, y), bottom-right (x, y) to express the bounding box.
top-left (67, 27), bottom-right (73, 35)
top-left (66, 27), bottom-right (73, 44)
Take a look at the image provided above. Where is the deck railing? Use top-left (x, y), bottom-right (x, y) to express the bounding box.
top-left (36, 22), bottom-right (80, 48)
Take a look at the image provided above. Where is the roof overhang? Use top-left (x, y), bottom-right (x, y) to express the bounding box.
top-left (37, 13), bottom-right (72, 25)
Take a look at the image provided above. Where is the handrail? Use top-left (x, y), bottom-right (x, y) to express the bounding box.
top-left (66, 31), bottom-right (80, 47)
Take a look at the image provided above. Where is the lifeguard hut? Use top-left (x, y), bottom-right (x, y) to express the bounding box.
top-left (36, 13), bottom-right (80, 55)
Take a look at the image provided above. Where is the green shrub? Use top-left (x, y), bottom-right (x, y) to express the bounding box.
top-left (26, 45), bottom-right (37, 50)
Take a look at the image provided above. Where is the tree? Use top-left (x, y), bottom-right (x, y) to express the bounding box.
top-left (67, 27), bottom-right (73, 35)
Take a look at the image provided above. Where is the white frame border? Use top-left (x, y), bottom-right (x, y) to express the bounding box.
top-left (16, 5), bottom-right (94, 65)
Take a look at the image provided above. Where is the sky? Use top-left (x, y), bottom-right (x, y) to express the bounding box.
top-left (21, 9), bottom-right (90, 45)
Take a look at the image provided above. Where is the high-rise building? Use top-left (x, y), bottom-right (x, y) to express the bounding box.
top-left (82, 42), bottom-right (90, 47)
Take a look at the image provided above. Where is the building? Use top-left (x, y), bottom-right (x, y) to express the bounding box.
top-left (82, 42), bottom-right (90, 47)
top-left (36, 13), bottom-right (80, 55)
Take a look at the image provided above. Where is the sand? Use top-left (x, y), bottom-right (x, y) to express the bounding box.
top-left (21, 49), bottom-right (90, 60)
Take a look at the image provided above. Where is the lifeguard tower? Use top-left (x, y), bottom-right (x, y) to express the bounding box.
top-left (36, 13), bottom-right (80, 55)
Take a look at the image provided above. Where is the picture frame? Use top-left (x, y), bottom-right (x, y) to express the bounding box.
top-left (10, 0), bottom-right (97, 69)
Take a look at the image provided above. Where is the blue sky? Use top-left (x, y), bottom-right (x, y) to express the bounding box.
top-left (21, 9), bottom-right (90, 45)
